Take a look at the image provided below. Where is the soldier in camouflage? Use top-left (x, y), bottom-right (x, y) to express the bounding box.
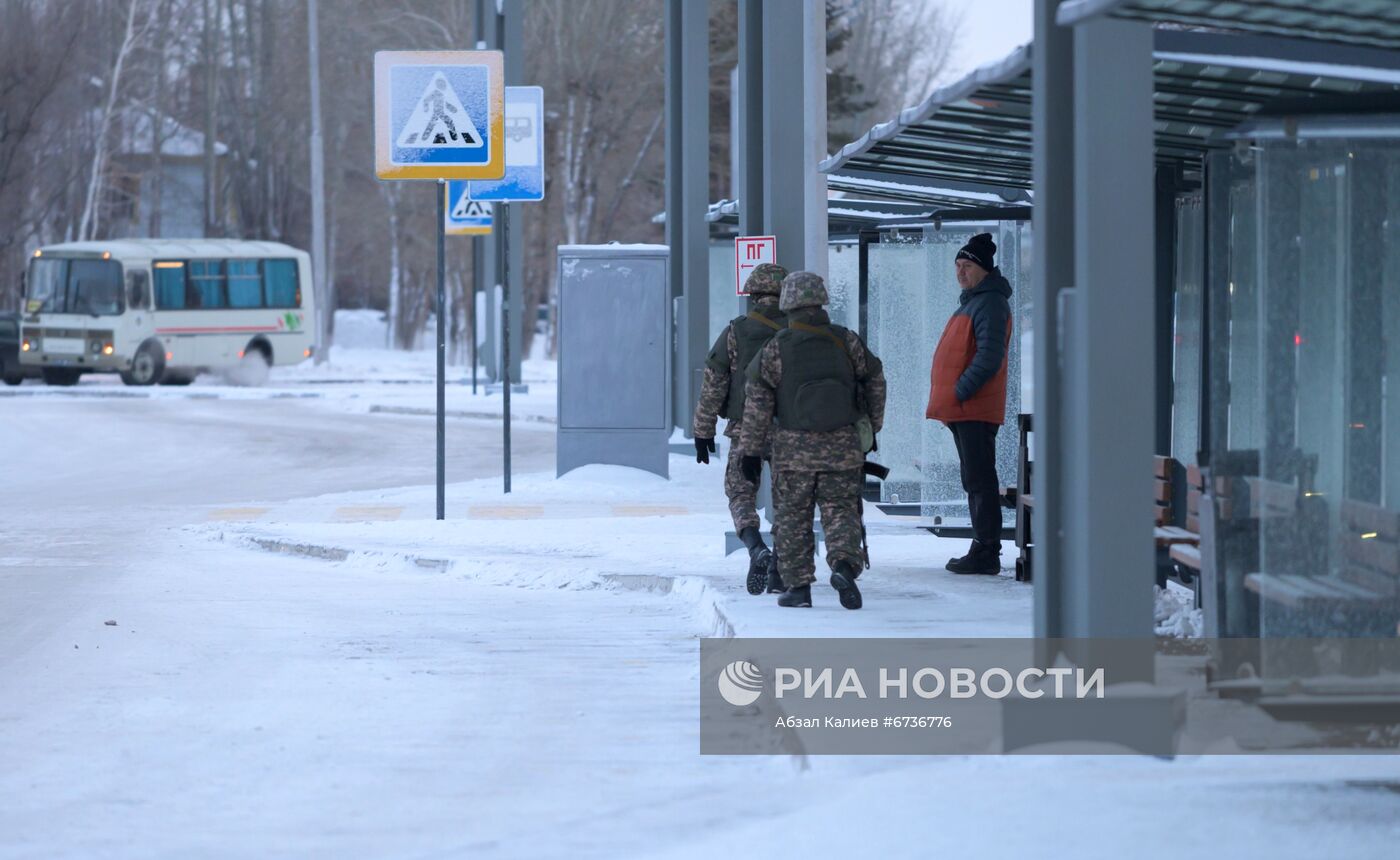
top-left (739, 271), bottom-right (887, 609)
top-left (692, 262), bottom-right (789, 596)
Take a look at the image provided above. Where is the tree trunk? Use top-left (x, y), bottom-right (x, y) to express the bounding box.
top-left (78, 0), bottom-right (143, 241)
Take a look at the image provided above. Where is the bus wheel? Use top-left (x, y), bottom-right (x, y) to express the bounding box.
top-left (121, 343), bottom-right (164, 386)
top-left (41, 368), bottom-right (81, 386)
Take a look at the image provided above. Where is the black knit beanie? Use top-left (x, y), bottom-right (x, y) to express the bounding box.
top-left (956, 232), bottom-right (997, 272)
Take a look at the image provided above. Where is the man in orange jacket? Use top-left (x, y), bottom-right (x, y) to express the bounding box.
top-left (926, 233), bottom-right (1011, 575)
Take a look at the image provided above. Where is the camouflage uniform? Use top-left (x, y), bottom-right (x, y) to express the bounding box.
top-left (740, 272), bottom-right (887, 588)
top-left (692, 263), bottom-right (788, 532)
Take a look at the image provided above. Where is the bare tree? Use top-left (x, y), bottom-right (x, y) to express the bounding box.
top-left (829, 0), bottom-right (962, 153)
top-left (78, 0), bottom-right (150, 241)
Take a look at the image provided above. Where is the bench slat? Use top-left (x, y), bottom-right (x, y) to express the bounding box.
top-left (1245, 573), bottom-right (1307, 607)
top-left (1170, 544), bottom-right (1202, 570)
top-left (1343, 566), bottom-right (1400, 597)
top-left (1340, 499), bottom-right (1400, 542)
top-left (1344, 535), bottom-right (1400, 575)
top-left (1186, 463), bottom-right (1203, 489)
top-left (1154, 480), bottom-right (1171, 503)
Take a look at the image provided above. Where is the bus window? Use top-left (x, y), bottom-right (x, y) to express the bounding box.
top-left (68, 259), bottom-right (123, 316)
top-left (264, 259), bottom-right (299, 308)
top-left (26, 258), bottom-right (68, 312)
top-left (189, 260), bottom-right (226, 309)
top-left (153, 261), bottom-right (187, 309)
top-left (227, 259), bottom-right (261, 308)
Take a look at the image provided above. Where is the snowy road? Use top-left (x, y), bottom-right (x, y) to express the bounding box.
top-left (3, 391), bottom-right (1400, 858)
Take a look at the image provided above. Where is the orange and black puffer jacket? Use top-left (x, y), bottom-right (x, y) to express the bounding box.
top-left (926, 270), bottom-right (1012, 425)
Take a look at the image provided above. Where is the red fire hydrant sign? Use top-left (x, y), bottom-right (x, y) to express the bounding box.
top-left (735, 235), bottom-right (777, 296)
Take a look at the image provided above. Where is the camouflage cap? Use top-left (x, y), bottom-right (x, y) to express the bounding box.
top-left (779, 271), bottom-right (828, 311)
top-left (744, 262), bottom-right (788, 297)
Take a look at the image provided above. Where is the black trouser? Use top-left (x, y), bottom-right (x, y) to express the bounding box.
top-left (948, 420), bottom-right (1002, 547)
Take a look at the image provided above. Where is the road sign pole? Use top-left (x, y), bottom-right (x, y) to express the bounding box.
top-left (437, 179), bottom-right (447, 520)
top-left (470, 255), bottom-right (478, 395)
top-left (502, 202), bottom-right (512, 494)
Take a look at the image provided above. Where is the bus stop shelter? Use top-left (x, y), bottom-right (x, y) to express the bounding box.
top-left (823, 12), bottom-right (1400, 677)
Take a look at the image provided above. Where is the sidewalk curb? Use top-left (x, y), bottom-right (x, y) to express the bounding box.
top-left (234, 532), bottom-right (809, 766)
top-left (368, 404), bottom-right (557, 425)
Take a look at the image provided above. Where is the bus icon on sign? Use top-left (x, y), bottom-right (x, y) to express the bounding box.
top-left (505, 116), bottom-right (533, 142)
top-left (734, 235), bottom-right (776, 296)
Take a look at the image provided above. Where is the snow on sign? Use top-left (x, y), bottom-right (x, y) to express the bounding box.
top-left (735, 235), bottom-right (776, 296)
top-left (374, 50), bottom-right (504, 181)
top-left (468, 86), bottom-right (545, 202)
top-left (445, 181), bottom-right (493, 236)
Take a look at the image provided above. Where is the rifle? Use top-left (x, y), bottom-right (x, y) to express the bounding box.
top-left (857, 460), bottom-right (889, 568)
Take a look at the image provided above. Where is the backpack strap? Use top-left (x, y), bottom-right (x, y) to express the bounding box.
top-left (788, 320), bottom-right (849, 355)
top-left (745, 310), bottom-right (783, 332)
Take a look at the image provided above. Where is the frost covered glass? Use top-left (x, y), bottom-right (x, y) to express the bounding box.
top-left (867, 223), bottom-right (1025, 521)
top-left (1171, 195), bottom-right (1204, 466)
top-left (1218, 137), bottom-right (1400, 645)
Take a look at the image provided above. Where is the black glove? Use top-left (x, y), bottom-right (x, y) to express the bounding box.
top-left (740, 455), bottom-right (763, 484)
top-left (695, 437), bottom-right (716, 464)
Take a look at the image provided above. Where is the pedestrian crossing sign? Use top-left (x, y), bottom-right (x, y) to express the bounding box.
top-left (445, 181), bottom-right (493, 236)
top-left (375, 50), bottom-right (505, 181)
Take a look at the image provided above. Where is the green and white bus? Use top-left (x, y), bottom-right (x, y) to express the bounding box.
top-left (18, 239), bottom-right (317, 386)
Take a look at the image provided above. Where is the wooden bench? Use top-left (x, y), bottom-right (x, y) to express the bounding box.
top-left (1009, 413), bottom-right (1033, 582)
top-left (1245, 498), bottom-right (1400, 636)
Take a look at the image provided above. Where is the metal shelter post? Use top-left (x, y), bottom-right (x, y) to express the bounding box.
top-left (761, 0), bottom-right (808, 272)
top-left (665, 0), bottom-right (709, 432)
top-left (737, 0), bottom-right (764, 237)
top-left (1066, 15), bottom-right (1156, 660)
top-left (1031, 0), bottom-right (1074, 640)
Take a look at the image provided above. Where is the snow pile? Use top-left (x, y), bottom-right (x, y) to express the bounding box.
top-left (331, 308), bottom-right (389, 349)
top-left (1154, 582), bottom-right (1202, 638)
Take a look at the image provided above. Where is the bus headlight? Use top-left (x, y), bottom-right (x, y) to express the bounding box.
top-left (102, 343), bottom-right (114, 356)
top-left (90, 341), bottom-right (102, 354)
top-left (21, 339), bottom-right (32, 352)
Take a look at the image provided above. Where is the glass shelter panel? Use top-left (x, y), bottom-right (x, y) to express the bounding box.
top-left (866, 223), bottom-right (1025, 520)
top-left (1229, 137), bottom-right (1400, 649)
top-left (1172, 196), bottom-right (1204, 466)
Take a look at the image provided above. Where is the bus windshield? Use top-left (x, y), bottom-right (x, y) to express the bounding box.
top-left (26, 257), bottom-right (124, 315)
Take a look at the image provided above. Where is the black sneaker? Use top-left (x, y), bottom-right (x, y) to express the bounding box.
top-left (777, 585), bottom-right (812, 607)
top-left (746, 548), bottom-right (772, 595)
top-left (764, 553), bottom-right (785, 594)
top-left (944, 540), bottom-right (979, 572)
top-left (946, 541), bottom-right (1002, 575)
top-left (829, 561), bottom-right (863, 610)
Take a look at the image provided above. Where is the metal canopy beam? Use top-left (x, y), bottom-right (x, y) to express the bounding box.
top-left (823, 30), bottom-right (1400, 195)
top-left (1058, 0), bottom-right (1400, 52)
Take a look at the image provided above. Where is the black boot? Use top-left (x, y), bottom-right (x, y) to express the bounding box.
top-left (829, 560), bottom-right (863, 610)
top-left (739, 526), bottom-right (770, 596)
top-left (746, 546), bottom-right (772, 595)
top-left (944, 540), bottom-right (979, 572)
top-left (777, 584), bottom-right (812, 607)
top-left (764, 553), bottom-right (785, 594)
top-left (946, 540), bottom-right (1002, 575)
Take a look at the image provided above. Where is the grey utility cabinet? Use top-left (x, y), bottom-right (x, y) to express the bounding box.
top-left (556, 244), bottom-right (671, 478)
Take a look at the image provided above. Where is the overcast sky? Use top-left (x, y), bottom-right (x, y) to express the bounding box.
top-left (942, 0), bottom-right (1033, 79)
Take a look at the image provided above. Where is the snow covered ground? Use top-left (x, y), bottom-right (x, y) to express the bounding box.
top-left (2, 365), bottom-right (1398, 858)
